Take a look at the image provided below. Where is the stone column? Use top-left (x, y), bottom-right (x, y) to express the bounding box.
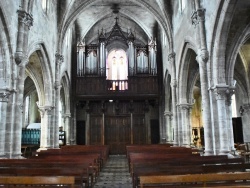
top-left (192, 0), bottom-right (214, 155)
top-left (241, 104), bottom-right (250, 142)
top-left (37, 105), bottom-right (54, 150)
top-left (179, 104), bottom-right (193, 147)
top-left (168, 53), bottom-right (178, 146)
top-left (54, 53), bottom-right (63, 148)
top-left (196, 51), bottom-right (214, 155)
top-left (213, 85), bottom-right (230, 155)
top-left (15, 10), bottom-right (33, 64)
top-left (12, 61), bottom-right (28, 158)
top-left (225, 87), bottom-right (235, 152)
top-left (63, 112), bottom-right (71, 145)
top-left (0, 91), bottom-right (12, 158)
top-left (164, 111), bottom-right (173, 144)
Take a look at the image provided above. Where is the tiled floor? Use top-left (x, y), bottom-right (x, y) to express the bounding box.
top-left (94, 155), bottom-right (132, 188)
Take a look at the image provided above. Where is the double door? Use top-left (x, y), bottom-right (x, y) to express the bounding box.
top-left (105, 116), bottom-right (131, 154)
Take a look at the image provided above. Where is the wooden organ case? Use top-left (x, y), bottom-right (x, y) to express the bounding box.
top-left (73, 19), bottom-right (161, 154)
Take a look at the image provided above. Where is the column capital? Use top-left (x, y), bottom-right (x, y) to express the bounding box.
top-left (164, 111), bottom-right (172, 116)
top-left (212, 84), bottom-right (229, 100)
top-left (37, 105), bottom-right (54, 118)
top-left (54, 81), bottom-right (62, 90)
top-left (240, 104), bottom-right (250, 116)
top-left (14, 53), bottom-right (28, 66)
top-left (171, 79), bottom-right (177, 88)
top-left (178, 103), bottom-right (193, 110)
top-left (196, 49), bottom-right (209, 63)
top-left (168, 52), bottom-right (176, 62)
top-left (0, 89), bottom-right (14, 102)
top-left (17, 10), bottom-right (33, 29)
top-left (55, 53), bottom-right (64, 65)
top-left (191, 8), bottom-right (205, 26)
top-left (62, 113), bottom-right (71, 118)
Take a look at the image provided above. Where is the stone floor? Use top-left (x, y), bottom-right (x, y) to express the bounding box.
top-left (94, 155), bottom-right (133, 188)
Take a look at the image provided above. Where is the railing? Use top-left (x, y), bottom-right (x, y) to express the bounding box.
top-left (107, 80), bottom-right (128, 91)
top-left (75, 76), bottom-right (159, 96)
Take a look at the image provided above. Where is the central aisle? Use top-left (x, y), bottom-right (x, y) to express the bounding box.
top-left (94, 155), bottom-right (132, 188)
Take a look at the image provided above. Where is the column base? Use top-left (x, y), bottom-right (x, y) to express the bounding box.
top-left (203, 149), bottom-right (215, 156)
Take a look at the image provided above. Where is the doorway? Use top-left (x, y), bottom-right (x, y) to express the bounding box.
top-left (76, 121), bottom-right (85, 145)
top-left (150, 119), bottom-right (160, 144)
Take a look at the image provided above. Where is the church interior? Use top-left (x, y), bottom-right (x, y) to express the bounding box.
top-left (0, 0), bottom-right (250, 187)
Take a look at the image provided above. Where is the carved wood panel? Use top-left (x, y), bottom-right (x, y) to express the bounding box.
top-left (90, 115), bottom-right (102, 145)
top-left (105, 116), bottom-right (130, 154)
top-left (133, 115), bottom-right (147, 144)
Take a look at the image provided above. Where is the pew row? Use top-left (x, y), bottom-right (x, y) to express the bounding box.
top-left (139, 172), bottom-right (250, 187)
top-left (0, 176), bottom-right (75, 188)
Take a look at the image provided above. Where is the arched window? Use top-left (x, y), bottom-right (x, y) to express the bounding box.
top-left (106, 49), bottom-right (128, 91)
top-left (106, 49), bottom-right (128, 80)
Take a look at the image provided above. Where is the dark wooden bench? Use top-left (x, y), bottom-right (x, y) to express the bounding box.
top-left (0, 158), bottom-right (96, 187)
top-left (61, 145), bottom-right (109, 164)
top-left (133, 162), bottom-right (249, 188)
top-left (0, 176), bottom-right (75, 187)
top-left (139, 172), bottom-right (250, 187)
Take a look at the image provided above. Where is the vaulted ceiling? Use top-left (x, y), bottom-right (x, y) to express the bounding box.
top-left (59, 0), bottom-right (172, 46)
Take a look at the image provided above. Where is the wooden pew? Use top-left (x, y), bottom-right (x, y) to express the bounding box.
top-left (0, 158), bottom-right (94, 187)
top-left (139, 172), bottom-right (250, 187)
top-left (133, 162), bottom-right (249, 188)
top-left (0, 176), bottom-right (75, 187)
top-left (61, 145), bottom-right (109, 164)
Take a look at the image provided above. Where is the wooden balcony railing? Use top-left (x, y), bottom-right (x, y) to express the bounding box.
top-left (75, 76), bottom-right (158, 97)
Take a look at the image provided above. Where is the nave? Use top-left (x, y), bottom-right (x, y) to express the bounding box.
top-left (94, 155), bottom-right (132, 188)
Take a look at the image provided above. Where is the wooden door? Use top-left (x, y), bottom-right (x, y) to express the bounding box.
top-left (105, 116), bottom-right (130, 154)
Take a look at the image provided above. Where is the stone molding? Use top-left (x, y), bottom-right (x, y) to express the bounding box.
top-left (0, 89), bottom-right (13, 102)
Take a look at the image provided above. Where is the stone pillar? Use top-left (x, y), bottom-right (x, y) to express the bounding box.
top-left (12, 61), bottom-right (28, 158)
top-left (241, 104), bottom-right (250, 142)
top-left (213, 85), bottom-right (230, 155)
top-left (11, 7), bottom-right (33, 158)
top-left (196, 51), bottom-right (214, 155)
top-left (63, 112), bottom-right (71, 145)
top-left (0, 91), bottom-right (12, 158)
top-left (168, 53), bottom-right (178, 146)
top-left (37, 105), bottom-right (54, 150)
top-left (164, 111), bottom-right (173, 144)
top-left (179, 104), bottom-right (192, 147)
top-left (225, 87), bottom-right (235, 152)
top-left (54, 53), bottom-right (63, 148)
top-left (192, 0), bottom-right (214, 155)
top-left (15, 10), bottom-right (33, 64)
